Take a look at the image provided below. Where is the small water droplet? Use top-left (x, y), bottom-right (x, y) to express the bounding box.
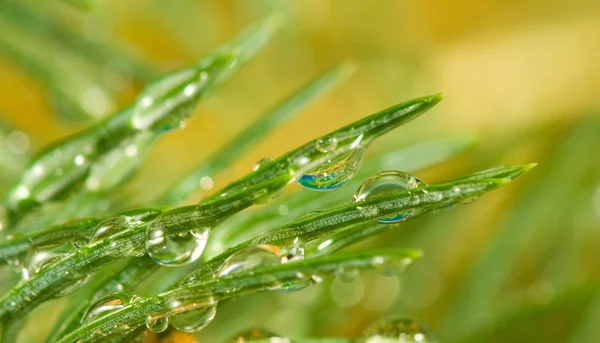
top-left (316, 137), bottom-right (337, 153)
top-left (146, 225), bottom-right (209, 267)
top-left (200, 176), bottom-right (214, 190)
top-left (146, 313), bottom-right (169, 333)
top-left (279, 272), bottom-right (312, 293)
top-left (6, 130), bottom-right (30, 155)
top-left (353, 171), bottom-right (423, 223)
top-left (362, 316), bottom-right (436, 343)
top-left (336, 267), bottom-right (360, 283)
top-left (253, 158), bottom-right (273, 172)
top-left (169, 303), bottom-right (217, 333)
top-left (217, 245), bottom-right (282, 277)
top-left (74, 154), bottom-right (86, 166)
top-left (298, 148), bottom-right (365, 191)
top-left (371, 256), bottom-right (414, 277)
top-left (83, 293), bottom-right (139, 323)
top-left (227, 329), bottom-right (291, 343)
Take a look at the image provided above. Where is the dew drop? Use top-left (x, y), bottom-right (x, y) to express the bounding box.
top-left (146, 227), bottom-right (209, 267)
top-left (83, 293), bottom-right (140, 323)
top-left (90, 216), bottom-right (141, 242)
top-left (279, 272), bottom-right (312, 293)
top-left (336, 267), bottom-right (360, 283)
top-left (227, 328), bottom-right (291, 343)
top-left (216, 245), bottom-right (282, 277)
top-left (316, 137), bottom-right (337, 153)
top-left (146, 313), bottom-right (169, 333)
top-left (353, 171), bottom-right (423, 223)
top-left (169, 303), bottom-right (217, 333)
top-left (253, 158), bottom-right (273, 172)
top-left (362, 316), bottom-right (436, 343)
top-left (371, 256), bottom-right (415, 277)
top-left (298, 148), bottom-right (365, 191)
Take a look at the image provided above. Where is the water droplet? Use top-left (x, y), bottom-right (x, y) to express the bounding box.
top-left (169, 303), bottom-right (217, 333)
top-left (227, 329), bottom-right (291, 343)
top-left (298, 148), bottom-right (365, 191)
top-left (200, 176), bottom-right (214, 190)
top-left (253, 158), bottom-right (273, 172)
top-left (316, 137), bottom-right (337, 153)
top-left (22, 240), bottom-right (82, 280)
top-left (146, 226), bottom-right (209, 267)
top-left (91, 216), bottom-right (141, 242)
top-left (353, 171), bottom-right (423, 223)
top-left (217, 245), bottom-right (282, 277)
top-left (371, 256), bottom-right (414, 277)
top-left (279, 272), bottom-right (313, 293)
top-left (336, 267), bottom-right (360, 283)
top-left (146, 313), bottom-right (169, 333)
top-left (83, 293), bottom-right (139, 323)
top-left (362, 316), bottom-right (436, 343)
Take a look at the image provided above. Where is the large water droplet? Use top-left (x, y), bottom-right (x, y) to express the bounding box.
top-left (227, 329), bottom-right (291, 343)
top-left (90, 216), bottom-right (141, 242)
top-left (146, 313), bottom-right (169, 333)
top-left (316, 137), bottom-right (337, 153)
top-left (371, 256), bottom-right (415, 277)
top-left (362, 316), bottom-right (436, 343)
top-left (83, 293), bottom-right (140, 323)
top-left (146, 227), bottom-right (209, 267)
top-left (169, 303), bottom-right (217, 333)
top-left (353, 171), bottom-right (423, 223)
top-left (217, 245), bottom-right (282, 277)
top-left (298, 148), bottom-right (365, 191)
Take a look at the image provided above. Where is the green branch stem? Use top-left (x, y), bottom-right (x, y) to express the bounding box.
top-left (57, 249), bottom-right (422, 343)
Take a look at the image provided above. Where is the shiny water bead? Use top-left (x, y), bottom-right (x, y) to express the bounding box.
top-left (83, 293), bottom-right (140, 323)
top-left (362, 317), bottom-right (436, 343)
top-left (90, 215), bottom-right (141, 242)
top-left (146, 227), bottom-right (210, 267)
top-left (228, 329), bottom-right (291, 343)
top-left (336, 267), bottom-right (360, 283)
top-left (21, 240), bottom-right (80, 280)
top-left (316, 137), bottom-right (338, 153)
top-left (146, 313), bottom-right (169, 333)
top-left (253, 158), bottom-right (273, 171)
top-left (298, 148), bottom-right (365, 191)
top-left (217, 245), bottom-right (282, 277)
top-left (281, 237), bottom-right (305, 262)
top-left (169, 304), bottom-right (217, 333)
top-left (371, 256), bottom-right (415, 277)
top-left (353, 171), bottom-right (423, 223)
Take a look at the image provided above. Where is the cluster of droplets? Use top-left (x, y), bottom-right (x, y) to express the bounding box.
top-left (226, 329), bottom-right (291, 343)
top-left (145, 211), bottom-right (211, 267)
top-left (353, 171), bottom-right (424, 223)
top-left (361, 316), bottom-right (436, 343)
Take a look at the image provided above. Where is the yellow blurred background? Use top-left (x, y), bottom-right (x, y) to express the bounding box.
top-left (1, 1), bottom-right (600, 342)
